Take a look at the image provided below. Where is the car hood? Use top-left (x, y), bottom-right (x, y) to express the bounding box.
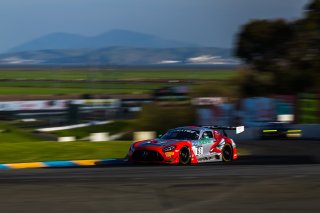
top-left (135, 139), bottom-right (190, 148)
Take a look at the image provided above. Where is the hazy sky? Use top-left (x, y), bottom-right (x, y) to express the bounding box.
top-left (0, 0), bottom-right (310, 53)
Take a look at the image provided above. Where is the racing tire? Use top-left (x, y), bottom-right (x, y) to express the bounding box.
top-left (179, 146), bottom-right (191, 165)
top-left (222, 143), bottom-right (233, 163)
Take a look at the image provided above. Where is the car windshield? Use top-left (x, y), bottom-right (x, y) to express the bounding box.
top-left (161, 129), bottom-right (200, 140)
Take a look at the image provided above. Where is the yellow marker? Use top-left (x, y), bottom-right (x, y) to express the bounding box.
top-left (287, 133), bottom-right (302, 137)
top-left (7, 162), bottom-right (46, 169)
top-left (287, 130), bottom-right (302, 133)
top-left (263, 130), bottom-right (277, 133)
top-left (72, 160), bottom-right (98, 166)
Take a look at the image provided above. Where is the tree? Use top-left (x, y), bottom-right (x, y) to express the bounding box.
top-left (291, 0), bottom-right (320, 69)
top-left (130, 104), bottom-right (196, 134)
top-left (234, 0), bottom-right (320, 95)
top-left (235, 19), bottom-right (293, 72)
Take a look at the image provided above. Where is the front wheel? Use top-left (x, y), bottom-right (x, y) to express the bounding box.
top-left (222, 144), bottom-right (233, 162)
top-left (179, 146), bottom-right (191, 165)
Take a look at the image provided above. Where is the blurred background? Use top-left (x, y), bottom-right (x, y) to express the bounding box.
top-left (0, 0), bottom-right (318, 146)
top-left (0, 0), bottom-right (319, 212)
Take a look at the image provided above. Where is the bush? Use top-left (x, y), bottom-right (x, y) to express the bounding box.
top-left (131, 104), bottom-right (196, 134)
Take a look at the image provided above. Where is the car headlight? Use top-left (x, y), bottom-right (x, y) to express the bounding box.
top-left (163, 145), bottom-right (176, 152)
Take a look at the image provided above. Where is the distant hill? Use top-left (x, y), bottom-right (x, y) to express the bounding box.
top-left (8, 30), bottom-right (198, 53)
top-left (0, 47), bottom-right (239, 66)
top-left (3, 30), bottom-right (239, 66)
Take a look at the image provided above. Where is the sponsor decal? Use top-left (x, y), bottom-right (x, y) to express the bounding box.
top-left (192, 139), bottom-right (212, 146)
top-left (174, 129), bottom-right (198, 134)
top-left (198, 156), bottom-right (216, 162)
top-left (0, 99), bottom-right (120, 111)
top-left (165, 152), bottom-right (175, 157)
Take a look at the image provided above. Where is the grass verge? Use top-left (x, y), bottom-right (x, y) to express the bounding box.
top-left (0, 69), bottom-right (236, 81)
top-left (0, 82), bottom-right (165, 95)
top-left (0, 123), bottom-right (43, 143)
top-left (0, 121), bottom-right (249, 164)
top-left (0, 141), bottom-right (132, 164)
top-left (0, 140), bottom-right (249, 164)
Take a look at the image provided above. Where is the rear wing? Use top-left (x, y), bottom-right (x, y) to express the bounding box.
top-left (202, 126), bottom-right (245, 136)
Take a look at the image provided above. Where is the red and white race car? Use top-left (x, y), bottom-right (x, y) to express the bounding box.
top-left (127, 126), bottom-right (244, 165)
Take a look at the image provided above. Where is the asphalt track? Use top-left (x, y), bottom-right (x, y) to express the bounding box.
top-left (0, 140), bottom-right (320, 213)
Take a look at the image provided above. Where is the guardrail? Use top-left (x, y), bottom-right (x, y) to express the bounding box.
top-left (36, 120), bottom-right (113, 132)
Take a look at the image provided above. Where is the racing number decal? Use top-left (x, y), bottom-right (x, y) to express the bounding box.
top-left (196, 146), bottom-right (203, 155)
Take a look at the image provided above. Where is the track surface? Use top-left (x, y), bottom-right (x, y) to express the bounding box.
top-left (0, 140), bottom-right (320, 213)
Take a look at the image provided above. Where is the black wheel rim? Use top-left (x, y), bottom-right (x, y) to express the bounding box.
top-left (223, 145), bottom-right (232, 161)
top-left (179, 147), bottom-right (190, 164)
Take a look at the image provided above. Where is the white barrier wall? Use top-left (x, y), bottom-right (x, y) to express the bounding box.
top-left (58, 136), bottom-right (76, 142)
top-left (134, 131), bottom-right (156, 141)
top-left (90, 133), bottom-right (110, 142)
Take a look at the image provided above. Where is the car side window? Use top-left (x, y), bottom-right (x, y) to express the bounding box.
top-left (201, 131), bottom-right (214, 139)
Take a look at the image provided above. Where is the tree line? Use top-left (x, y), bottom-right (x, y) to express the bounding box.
top-left (235, 0), bottom-right (320, 96)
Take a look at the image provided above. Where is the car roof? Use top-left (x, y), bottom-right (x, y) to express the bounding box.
top-left (171, 126), bottom-right (212, 131)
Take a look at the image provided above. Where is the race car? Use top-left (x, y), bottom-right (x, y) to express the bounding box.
top-left (127, 126), bottom-right (244, 165)
top-left (261, 122), bottom-right (302, 139)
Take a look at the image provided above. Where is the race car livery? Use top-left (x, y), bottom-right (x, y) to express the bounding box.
top-left (127, 126), bottom-right (244, 165)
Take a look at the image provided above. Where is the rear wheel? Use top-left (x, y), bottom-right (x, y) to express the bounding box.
top-left (179, 146), bottom-right (191, 165)
top-left (222, 144), bottom-right (233, 162)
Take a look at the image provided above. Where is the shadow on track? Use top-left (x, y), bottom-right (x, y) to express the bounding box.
top-left (232, 155), bottom-right (319, 165)
top-left (93, 154), bottom-right (319, 168)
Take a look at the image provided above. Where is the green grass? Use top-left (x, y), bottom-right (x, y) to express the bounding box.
top-left (0, 69), bottom-right (236, 80)
top-left (0, 141), bottom-right (132, 164)
top-left (0, 122), bottom-right (132, 163)
top-left (0, 86), bottom-right (148, 95)
top-left (0, 140), bottom-right (249, 164)
top-left (0, 123), bottom-right (43, 143)
top-left (0, 81), bottom-right (165, 89)
top-left (0, 81), bottom-right (168, 95)
top-left (0, 68), bottom-right (236, 95)
top-left (0, 122), bottom-right (249, 164)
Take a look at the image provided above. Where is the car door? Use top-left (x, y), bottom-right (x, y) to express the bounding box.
top-left (192, 130), bottom-right (216, 161)
top-left (200, 130), bottom-right (215, 157)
